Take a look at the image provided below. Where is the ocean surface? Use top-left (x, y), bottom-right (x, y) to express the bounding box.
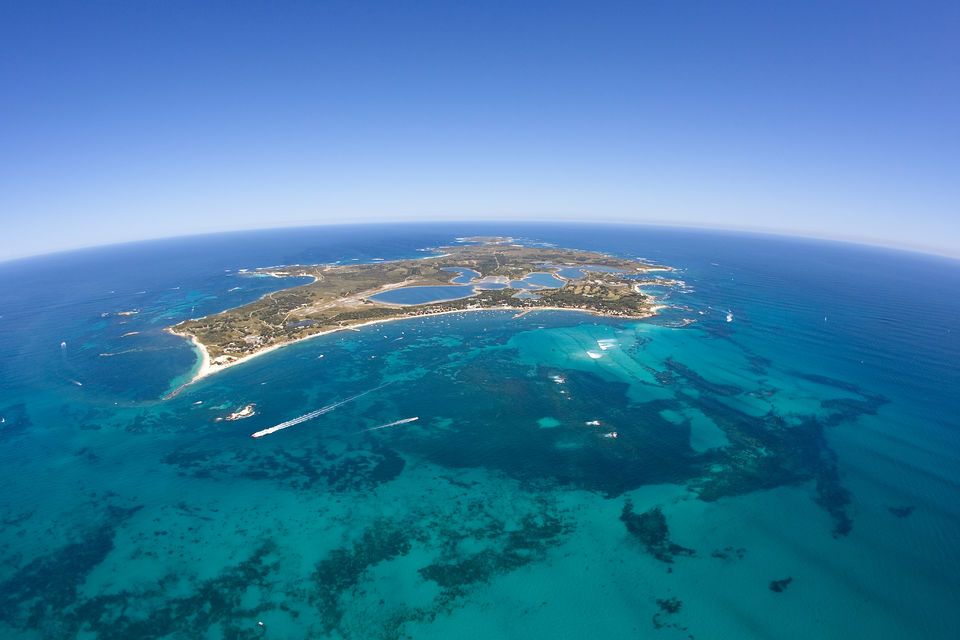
top-left (0, 223), bottom-right (958, 639)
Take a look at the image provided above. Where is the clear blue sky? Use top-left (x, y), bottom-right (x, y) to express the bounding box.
top-left (1, 0), bottom-right (958, 260)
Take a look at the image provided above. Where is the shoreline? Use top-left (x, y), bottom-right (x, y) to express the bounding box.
top-left (163, 304), bottom-right (658, 399)
top-left (164, 328), bottom-right (214, 398)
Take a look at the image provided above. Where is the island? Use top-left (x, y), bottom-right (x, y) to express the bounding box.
top-left (166, 237), bottom-right (671, 394)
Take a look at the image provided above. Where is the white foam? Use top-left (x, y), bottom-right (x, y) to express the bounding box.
top-left (251, 384), bottom-right (387, 438)
top-left (361, 417), bottom-right (419, 432)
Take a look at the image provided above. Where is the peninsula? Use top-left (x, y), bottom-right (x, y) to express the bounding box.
top-left (166, 238), bottom-right (670, 392)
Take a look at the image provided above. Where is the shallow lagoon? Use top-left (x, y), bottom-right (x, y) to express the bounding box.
top-left (439, 267), bottom-right (480, 284)
top-left (367, 284), bottom-right (475, 305)
top-left (520, 271), bottom-right (566, 288)
top-left (441, 265), bottom-right (565, 290)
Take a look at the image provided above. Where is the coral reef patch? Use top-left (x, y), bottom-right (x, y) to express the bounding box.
top-left (769, 577), bottom-right (793, 593)
top-left (620, 501), bottom-right (695, 563)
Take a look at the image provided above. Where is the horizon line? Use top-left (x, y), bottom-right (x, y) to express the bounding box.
top-left (3, 218), bottom-right (959, 265)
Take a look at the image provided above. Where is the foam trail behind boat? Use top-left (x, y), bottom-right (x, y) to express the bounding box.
top-left (361, 417), bottom-right (419, 432)
top-left (251, 384), bottom-right (388, 438)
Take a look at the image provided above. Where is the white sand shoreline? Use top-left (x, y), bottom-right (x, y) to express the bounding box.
top-left (163, 304), bottom-right (658, 399)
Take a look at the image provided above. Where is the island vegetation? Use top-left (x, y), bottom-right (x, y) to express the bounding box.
top-left (167, 237), bottom-right (669, 393)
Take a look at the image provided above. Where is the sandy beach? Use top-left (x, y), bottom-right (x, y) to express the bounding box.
top-left (163, 303), bottom-right (659, 398)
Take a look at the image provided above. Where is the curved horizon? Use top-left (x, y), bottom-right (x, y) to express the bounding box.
top-left (3, 219), bottom-right (958, 266)
top-left (2, 4), bottom-right (959, 635)
top-left (2, 3), bottom-right (958, 264)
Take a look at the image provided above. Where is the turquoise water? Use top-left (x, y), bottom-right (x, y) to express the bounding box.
top-left (367, 284), bottom-right (475, 305)
top-left (0, 223), bottom-right (958, 639)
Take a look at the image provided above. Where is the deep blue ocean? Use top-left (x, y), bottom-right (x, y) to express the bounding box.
top-left (0, 223), bottom-right (958, 639)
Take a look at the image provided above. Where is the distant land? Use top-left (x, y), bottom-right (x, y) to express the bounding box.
top-left (166, 237), bottom-right (674, 394)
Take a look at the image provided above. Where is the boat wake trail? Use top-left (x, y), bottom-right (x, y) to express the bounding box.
top-left (360, 416), bottom-right (419, 432)
top-left (251, 383), bottom-right (389, 439)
